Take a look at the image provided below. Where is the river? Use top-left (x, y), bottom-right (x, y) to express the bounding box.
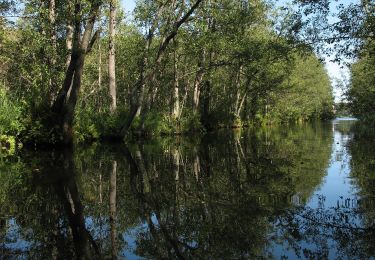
top-left (0, 118), bottom-right (374, 259)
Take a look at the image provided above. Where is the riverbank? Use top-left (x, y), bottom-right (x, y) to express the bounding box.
top-left (5, 115), bottom-right (339, 149)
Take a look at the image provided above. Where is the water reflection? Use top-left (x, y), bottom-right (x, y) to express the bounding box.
top-left (0, 120), bottom-right (374, 259)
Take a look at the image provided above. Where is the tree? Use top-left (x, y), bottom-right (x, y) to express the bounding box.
top-left (108, 0), bottom-right (117, 113)
top-left (348, 40), bottom-right (375, 124)
top-left (267, 53), bottom-right (333, 122)
top-left (119, 0), bottom-right (204, 136)
top-left (51, 0), bottom-right (103, 145)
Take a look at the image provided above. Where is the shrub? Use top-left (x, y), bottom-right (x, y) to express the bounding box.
top-left (0, 88), bottom-right (24, 137)
top-left (180, 112), bottom-right (204, 133)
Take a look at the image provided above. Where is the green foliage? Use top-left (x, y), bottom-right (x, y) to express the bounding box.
top-left (74, 102), bottom-right (212, 143)
top-left (74, 108), bottom-right (101, 142)
top-left (0, 135), bottom-right (16, 155)
top-left (348, 41), bottom-right (375, 125)
top-left (18, 104), bottom-right (63, 145)
top-left (74, 107), bottom-right (131, 142)
top-left (0, 87), bottom-right (24, 136)
top-left (141, 112), bottom-right (172, 136)
top-left (267, 53), bottom-right (334, 122)
top-left (179, 112), bottom-right (204, 133)
top-left (130, 111), bottom-right (204, 137)
top-left (0, 0), bottom-right (348, 143)
top-left (334, 102), bottom-right (352, 117)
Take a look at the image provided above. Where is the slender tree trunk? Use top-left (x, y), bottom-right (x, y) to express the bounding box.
top-left (236, 93), bottom-right (247, 118)
top-left (48, 0), bottom-right (57, 103)
top-left (120, 68), bottom-right (146, 135)
top-left (172, 76), bottom-right (180, 119)
top-left (99, 172), bottom-right (103, 204)
top-left (244, 95), bottom-right (250, 121)
top-left (98, 40), bottom-right (102, 92)
top-left (193, 147), bottom-right (200, 181)
top-left (109, 160), bottom-right (117, 259)
top-left (233, 65), bottom-right (242, 116)
top-left (178, 84), bottom-right (188, 119)
top-left (172, 147), bottom-right (180, 188)
top-left (249, 94), bottom-right (258, 118)
top-left (48, 0), bottom-right (56, 63)
top-left (52, 3), bottom-right (80, 115)
top-left (193, 50), bottom-right (205, 114)
top-left (64, 1), bottom-right (74, 68)
top-left (66, 24), bottom-right (74, 67)
top-left (172, 50), bottom-right (180, 119)
top-left (108, 0), bottom-right (117, 113)
top-left (200, 80), bottom-right (211, 128)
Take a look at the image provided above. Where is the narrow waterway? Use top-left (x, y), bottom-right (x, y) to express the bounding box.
top-left (0, 119), bottom-right (374, 259)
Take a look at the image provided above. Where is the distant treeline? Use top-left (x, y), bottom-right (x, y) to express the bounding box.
top-left (334, 102), bottom-right (352, 118)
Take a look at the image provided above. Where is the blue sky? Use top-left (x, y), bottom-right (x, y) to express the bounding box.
top-left (121, 0), bottom-right (136, 13)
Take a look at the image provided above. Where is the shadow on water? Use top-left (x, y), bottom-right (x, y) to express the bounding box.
top-left (0, 120), bottom-right (374, 259)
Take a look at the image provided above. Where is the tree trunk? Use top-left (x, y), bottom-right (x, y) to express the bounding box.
top-left (120, 69), bottom-right (146, 136)
top-left (52, 51), bottom-right (79, 115)
top-left (193, 50), bottom-right (205, 114)
top-left (66, 24), bottom-right (74, 67)
top-left (65, 2), bottom-right (74, 68)
top-left (233, 65), bottom-right (242, 116)
top-left (172, 75), bottom-right (180, 119)
top-left (200, 80), bottom-right (211, 128)
top-left (236, 93), bottom-right (247, 118)
top-left (62, 53), bottom-right (86, 145)
top-left (120, 0), bottom-right (204, 137)
top-left (172, 50), bottom-right (180, 119)
top-left (48, 0), bottom-right (56, 65)
top-left (193, 147), bottom-right (200, 181)
top-left (48, 0), bottom-right (57, 103)
top-left (51, 1), bottom-right (101, 145)
top-left (55, 150), bottom-right (100, 258)
top-left (109, 160), bottom-right (117, 259)
top-left (98, 40), bottom-right (102, 92)
top-left (108, 0), bottom-right (117, 113)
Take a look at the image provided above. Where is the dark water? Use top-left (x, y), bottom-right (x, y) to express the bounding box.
top-left (1, 119), bottom-right (374, 259)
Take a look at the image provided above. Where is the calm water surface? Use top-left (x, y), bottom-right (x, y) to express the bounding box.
top-left (1, 119), bottom-right (374, 259)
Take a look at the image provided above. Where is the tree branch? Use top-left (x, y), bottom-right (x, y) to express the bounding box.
top-left (156, 0), bottom-right (204, 62)
top-left (86, 29), bottom-right (100, 53)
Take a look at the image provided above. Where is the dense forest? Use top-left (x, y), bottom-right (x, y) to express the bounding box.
top-left (0, 0), bottom-right (373, 147)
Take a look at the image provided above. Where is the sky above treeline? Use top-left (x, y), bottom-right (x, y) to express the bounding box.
top-left (120, 0), bottom-right (354, 102)
top-left (121, 0), bottom-right (136, 13)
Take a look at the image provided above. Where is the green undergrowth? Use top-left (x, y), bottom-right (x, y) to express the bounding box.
top-left (73, 109), bottom-right (205, 143)
top-left (73, 107), bottom-right (336, 143)
top-left (0, 88), bottom-right (24, 138)
top-left (0, 135), bottom-right (16, 156)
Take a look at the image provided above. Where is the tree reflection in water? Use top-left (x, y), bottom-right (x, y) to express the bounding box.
top-left (0, 149), bottom-right (101, 259)
top-left (0, 121), bottom-right (374, 259)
